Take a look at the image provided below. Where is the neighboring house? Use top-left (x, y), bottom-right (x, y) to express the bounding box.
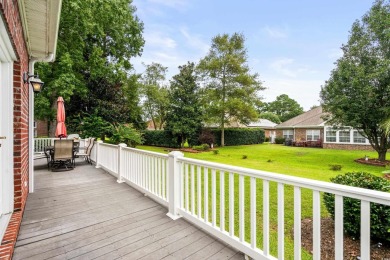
top-left (246, 119), bottom-right (277, 139)
top-left (275, 106), bottom-right (373, 150)
top-left (0, 1), bottom-right (62, 258)
top-left (34, 120), bottom-right (49, 137)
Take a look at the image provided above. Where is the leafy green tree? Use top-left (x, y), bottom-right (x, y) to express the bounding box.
top-left (35, 0), bottom-right (144, 135)
top-left (110, 124), bottom-right (143, 147)
top-left (260, 112), bottom-right (281, 124)
top-left (165, 62), bottom-right (203, 147)
top-left (266, 94), bottom-right (304, 122)
top-left (68, 111), bottom-right (112, 139)
top-left (320, 0), bottom-right (390, 161)
top-left (198, 33), bottom-right (264, 146)
top-left (140, 63), bottom-right (170, 130)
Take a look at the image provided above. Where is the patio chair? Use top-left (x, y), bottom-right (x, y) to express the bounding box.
top-left (76, 137), bottom-right (95, 164)
top-left (52, 139), bottom-right (75, 171)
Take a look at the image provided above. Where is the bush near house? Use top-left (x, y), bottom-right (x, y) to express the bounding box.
top-left (323, 172), bottom-right (390, 243)
top-left (274, 137), bottom-right (285, 144)
top-left (143, 130), bottom-right (180, 148)
top-left (211, 128), bottom-right (265, 146)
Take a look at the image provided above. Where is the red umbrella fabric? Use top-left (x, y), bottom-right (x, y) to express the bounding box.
top-left (55, 96), bottom-right (67, 138)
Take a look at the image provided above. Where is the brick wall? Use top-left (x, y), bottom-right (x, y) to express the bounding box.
top-left (323, 143), bottom-right (374, 151)
top-left (36, 120), bottom-right (49, 137)
top-left (0, 1), bottom-right (30, 259)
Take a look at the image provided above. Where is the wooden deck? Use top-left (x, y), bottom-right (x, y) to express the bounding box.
top-left (13, 159), bottom-right (243, 260)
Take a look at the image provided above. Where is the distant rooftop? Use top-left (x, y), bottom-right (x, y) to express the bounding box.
top-left (276, 106), bottom-right (327, 128)
top-left (247, 119), bottom-right (277, 128)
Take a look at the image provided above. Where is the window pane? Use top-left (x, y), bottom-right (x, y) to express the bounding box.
top-left (353, 131), bottom-right (366, 143)
top-left (339, 130), bottom-right (350, 143)
top-left (326, 129), bottom-right (336, 142)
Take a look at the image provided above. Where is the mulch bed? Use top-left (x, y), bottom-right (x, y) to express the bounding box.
top-left (355, 158), bottom-right (390, 167)
top-left (300, 217), bottom-right (390, 259)
top-left (164, 148), bottom-right (203, 153)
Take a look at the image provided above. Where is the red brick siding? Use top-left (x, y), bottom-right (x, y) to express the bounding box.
top-left (36, 120), bottom-right (49, 137)
top-left (275, 128), bottom-right (324, 141)
top-left (323, 143), bottom-right (374, 151)
top-left (0, 1), bottom-right (30, 259)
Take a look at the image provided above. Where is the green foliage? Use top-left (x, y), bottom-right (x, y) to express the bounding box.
top-left (265, 94), bottom-right (304, 122)
top-left (35, 0), bottom-right (145, 133)
top-left (110, 124), bottom-right (143, 147)
top-left (260, 112), bottom-right (281, 124)
top-left (165, 62), bottom-right (203, 147)
top-left (329, 164), bottom-right (343, 171)
top-left (274, 137), bottom-right (285, 144)
top-left (320, 0), bottom-right (390, 161)
top-left (213, 150), bottom-right (219, 155)
top-left (192, 144), bottom-right (210, 151)
top-left (323, 172), bottom-right (390, 243)
top-left (142, 130), bottom-right (179, 148)
top-left (140, 63), bottom-right (170, 130)
top-left (198, 33), bottom-right (264, 146)
top-left (68, 111), bottom-right (111, 139)
top-left (242, 155), bottom-right (248, 159)
top-left (211, 128), bottom-right (265, 146)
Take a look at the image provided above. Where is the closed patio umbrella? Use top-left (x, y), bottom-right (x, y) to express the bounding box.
top-left (55, 96), bottom-right (67, 138)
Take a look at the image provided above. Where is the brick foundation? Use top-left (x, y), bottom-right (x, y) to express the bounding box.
top-left (323, 143), bottom-right (374, 151)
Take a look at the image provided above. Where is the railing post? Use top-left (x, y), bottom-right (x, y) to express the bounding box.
top-left (117, 143), bottom-right (127, 183)
top-left (95, 140), bottom-right (103, 168)
top-left (166, 151), bottom-right (184, 220)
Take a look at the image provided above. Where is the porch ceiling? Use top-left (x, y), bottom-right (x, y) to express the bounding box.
top-left (18, 0), bottom-right (62, 59)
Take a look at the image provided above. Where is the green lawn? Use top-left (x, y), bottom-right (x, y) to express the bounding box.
top-left (137, 143), bottom-right (387, 259)
top-left (139, 143), bottom-right (385, 181)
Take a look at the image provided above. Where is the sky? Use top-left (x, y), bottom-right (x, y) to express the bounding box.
top-left (131, 0), bottom-right (374, 111)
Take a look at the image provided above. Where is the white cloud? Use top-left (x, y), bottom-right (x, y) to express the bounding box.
top-left (270, 58), bottom-right (296, 77)
top-left (144, 32), bottom-right (177, 49)
top-left (263, 26), bottom-right (288, 39)
top-left (180, 27), bottom-right (209, 54)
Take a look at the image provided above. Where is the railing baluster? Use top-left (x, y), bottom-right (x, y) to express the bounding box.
top-left (220, 171), bottom-right (225, 232)
top-left (263, 180), bottom-right (270, 255)
top-left (278, 183), bottom-right (284, 260)
top-left (335, 195), bottom-right (344, 259)
top-left (361, 200), bottom-right (370, 259)
top-left (162, 159), bottom-right (166, 199)
top-left (204, 167), bottom-right (209, 222)
top-left (197, 166), bottom-right (202, 218)
top-left (229, 172), bottom-right (234, 237)
top-left (212, 169), bottom-right (216, 226)
top-left (191, 165), bottom-right (195, 214)
top-left (180, 162), bottom-right (184, 208)
top-left (250, 177), bottom-right (256, 249)
top-left (165, 157), bottom-right (169, 199)
top-left (151, 156), bottom-right (155, 193)
top-left (158, 157), bottom-right (162, 197)
top-left (239, 175), bottom-right (244, 242)
top-left (313, 190), bottom-right (321, 260)
top-left (294, 186), bottom-right (301, 260)
top-left (185, 163), bottom-right (189, 211)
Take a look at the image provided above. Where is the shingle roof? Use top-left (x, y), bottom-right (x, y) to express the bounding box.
top-left (276, 106), bottom-right (326, 128)
top-left (247, 119), bottom-right (277, 128)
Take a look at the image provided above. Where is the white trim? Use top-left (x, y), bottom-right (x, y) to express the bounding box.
top-left (323, 126), bottom-right (370, 145)
top-left (0, 17), bottom-right (16, 242)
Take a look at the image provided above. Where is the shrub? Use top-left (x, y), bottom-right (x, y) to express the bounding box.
top-left (265, 137), bottom-right (270, 142)
top-left (211, 128), bottom-right (265, 146)
top-left (198, 129), bottom-right (215, 145)
top-left (274, 137), bottom-right (285, 144)
top-left (110, 124), bottom-right (143, 147)
top-left (213, 150), bottom-right (219, 155)
top-left (323, 172), bottom-right (390, 243)
top-left (192, 143), bottom-right (210, 151)
top-left (143, 130), bottom-right (179, 148)
top-left (329, 164), bottom-right (343, 171)
top-left (242, 155), bottom-right (248, 159)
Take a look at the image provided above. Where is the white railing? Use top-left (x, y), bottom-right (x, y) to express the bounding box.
top-left (93, 142), bottom-right (390, 260)
top-left (34, 138), bottom-right (87, 152)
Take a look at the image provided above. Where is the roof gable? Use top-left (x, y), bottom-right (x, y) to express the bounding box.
top-left (276, 106), bottom-right (326, 128)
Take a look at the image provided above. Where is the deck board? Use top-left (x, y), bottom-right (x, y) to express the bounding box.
top-left (13, 159), bottom-right (243, 260)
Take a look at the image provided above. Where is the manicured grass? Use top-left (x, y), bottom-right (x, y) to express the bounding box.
top-left (139, 143), bottom-right (385, 181)
top-left (137, 143), bottom-right (386, 259)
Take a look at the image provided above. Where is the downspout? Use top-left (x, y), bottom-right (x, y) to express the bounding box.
top-left (29, 54), bottom-right (54, 193)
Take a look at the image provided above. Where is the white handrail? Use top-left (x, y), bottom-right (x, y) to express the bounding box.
top-left (91, 143), bottom-right (390, 260)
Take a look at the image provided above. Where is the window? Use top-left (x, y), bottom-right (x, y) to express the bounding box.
top-left (353, 131), bottom-right (366, 143)
top-left (326, 128), bottom-right (336, 142)
top-left (306, 130), bottom-right (320, 141)
top-left (339, 130), bottom-right (350, 143)
top-left (283, 130), bottom-right (293, 140)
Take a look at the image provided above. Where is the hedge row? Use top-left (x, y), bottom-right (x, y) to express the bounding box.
top-left (211, 128), bottom-right (265, 146)
top-left (142, 130), bottom-right (179, 148)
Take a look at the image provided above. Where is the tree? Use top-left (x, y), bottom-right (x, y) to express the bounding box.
top-left (35, 0), bottom-right (145, 135)
top-left (266, 94), bottom-right (304, 122)
top-left (198, 33), bottom-right (264, 146)
top-left (140, 63), bottom-right (170, 130)
top-left (165, 62), bottom-right (203, 147)
top-left (320, 0), bottom-right (390, 161)
top-left (260, 112), bottom-right (281, 124)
